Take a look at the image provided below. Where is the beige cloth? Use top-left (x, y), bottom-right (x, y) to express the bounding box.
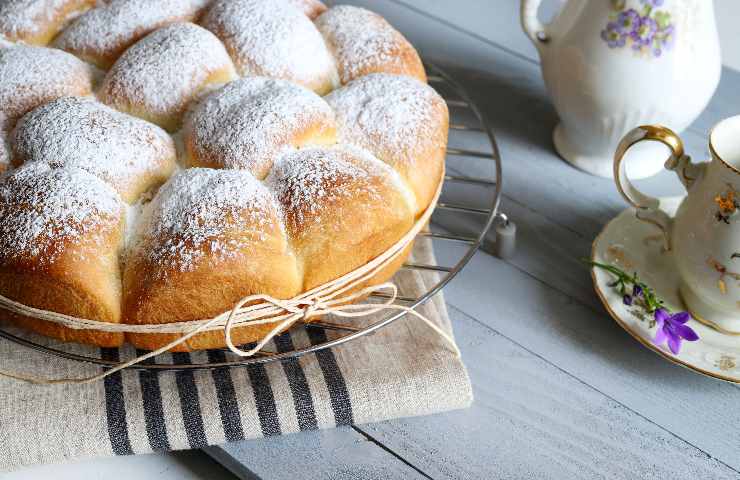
top-left (0, 239), bottom-right (472, 472)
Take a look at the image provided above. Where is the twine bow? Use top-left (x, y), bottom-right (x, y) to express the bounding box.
top-left (0, 175), bottom-right (460, 385)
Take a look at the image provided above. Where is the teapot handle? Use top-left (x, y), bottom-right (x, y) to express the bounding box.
top-left (614, 126), bottom-right (703, 251)
top-left (520, 0), bottom-right (550, 45)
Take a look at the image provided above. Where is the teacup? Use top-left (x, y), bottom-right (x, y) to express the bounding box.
top-left (614, 116), bottom-right (740, 333)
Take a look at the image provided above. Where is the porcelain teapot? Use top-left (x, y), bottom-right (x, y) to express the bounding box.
top-left (521, 0), bottom-right (721, 179)
top-left (614, 117), bottom-right (740, 332)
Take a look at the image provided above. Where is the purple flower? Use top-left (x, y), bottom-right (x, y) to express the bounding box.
top-left (601, 22), bottom-right (627, 48)
top-left (653, 309), bottom-right (699, 354)
top-left (631, 16), bottom-right (658, 49)
top-left (622, 285), bottom-right (643, 306)
top-left (617, 8), bottom-right (641, 33)
top-left (661, 24), bottom-right (676, 49)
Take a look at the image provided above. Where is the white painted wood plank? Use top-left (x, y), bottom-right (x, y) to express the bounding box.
top-left (206, 427), bottom-right (430, 480)
top-left (362, 305), bottom-right (739, 479)
top-left (4, 451), bottom-right (238, 480)
top-left (430, 240), bottom-right (740, 472)
top-left (210, 305), bottom-right (740, 480)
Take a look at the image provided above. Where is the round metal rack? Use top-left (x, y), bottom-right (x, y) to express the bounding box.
top-left (0, 61), bottom-right (505, 371)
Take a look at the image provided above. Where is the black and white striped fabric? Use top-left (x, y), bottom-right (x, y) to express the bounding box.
top-left (0, 240), bottom-right (472, 472)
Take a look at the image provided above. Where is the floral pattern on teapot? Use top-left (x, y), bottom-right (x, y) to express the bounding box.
top-left (714, 185), bottom-right (740, 224)
top-left (601, 0), bottom-right (677, 57)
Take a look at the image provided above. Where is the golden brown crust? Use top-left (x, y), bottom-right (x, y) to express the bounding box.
top-left (200, 0), bottom-right (338, 95)
top-left (54, 0), bottom-right (212, 69)
top-left (326, 74), bottom-right (448, 216)
top-left (10, 96), bottom-right (177, 204)
top-left (122, 168), bottom-right (302, 351)
top-left (0, 46), bottom-right (93, 133)
top-left (0, 163), bottom-right (126, 346)
top-left (183, 77), bottom-right (337, 179)
top-left (98, 23), bottom-right (237, 132)
top-left (0, 4), bottom-right (445, 352)
top-left (268, 146), bottom-right (416, 291)
top-left (315, 6), bottom-right (426, 85)
top-left (0, 0), bottom-right (95, 45)
top-left (288, 0), bottom-right (327, 20)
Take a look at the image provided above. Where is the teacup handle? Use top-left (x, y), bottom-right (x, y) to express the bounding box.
top-left (521, 0), bottom-right (550, 45)
top-left (614, 125), bottom-right (703, 251)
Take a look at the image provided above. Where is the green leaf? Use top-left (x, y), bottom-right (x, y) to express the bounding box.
top-left (654, 11), bottom-right (672, 30)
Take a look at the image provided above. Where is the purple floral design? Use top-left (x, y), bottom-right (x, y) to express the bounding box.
top-left (588, 260), bottom-right (700, 355)
top-left (653, 309), bottom-right (699, 354)
top-left (602, 0), bottom-right (676, 57)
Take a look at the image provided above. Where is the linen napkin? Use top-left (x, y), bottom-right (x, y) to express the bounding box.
top-left (0, 238), bottom-right (472, 472)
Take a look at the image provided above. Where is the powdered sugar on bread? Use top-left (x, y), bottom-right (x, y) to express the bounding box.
top-left (315, 5), bottom-right (424, 84)
top-left (0, 45), bottom-right (93, 132)
top-left (132, 168), bottom-right (282, 275)
top-left (201, 0), bottom-right (338, 94)
top-left (0, 162), bottom-right (123, 265)
top-left (54, 0), bottom-right (211, 68)
top-left (11, 97), bottom-right (176, 203)
top-left (326, 73), bottom-right (447, 164)
top-left (98, 22), bottom-right (236, 131)
top-left (184, 77), bottom-right (336, 178)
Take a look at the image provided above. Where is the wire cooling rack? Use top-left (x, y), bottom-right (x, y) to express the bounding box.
top-left (0, 62), bottom-right (507, 371)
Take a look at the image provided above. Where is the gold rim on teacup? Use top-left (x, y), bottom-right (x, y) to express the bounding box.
top-left (709, 115), bottom-right (740, 175)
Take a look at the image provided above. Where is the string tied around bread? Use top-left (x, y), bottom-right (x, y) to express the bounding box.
top-left (0, 175), bottom-right (460, 385)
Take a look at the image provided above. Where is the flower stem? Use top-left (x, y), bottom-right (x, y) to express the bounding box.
top-left (583, 259), bottom-right (664, 313)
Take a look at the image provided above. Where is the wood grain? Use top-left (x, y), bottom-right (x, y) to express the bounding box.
top-left (207, 427), bottom-right (431, 480)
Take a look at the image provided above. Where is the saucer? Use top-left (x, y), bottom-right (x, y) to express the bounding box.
top-left (592, 196), bottom-right (740, 383)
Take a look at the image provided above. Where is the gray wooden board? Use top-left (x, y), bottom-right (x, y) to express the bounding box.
top-left (209, 1), bottom-right (740, 478)
top-left (211, 304), bottom-right (739, 480)
top-left (205, 428), bottom-right (429, 480)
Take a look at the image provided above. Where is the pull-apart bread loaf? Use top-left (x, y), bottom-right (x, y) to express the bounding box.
top-left (0, 0), bottom-right (449, 351)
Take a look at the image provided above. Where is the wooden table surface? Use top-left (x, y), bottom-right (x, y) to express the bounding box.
top-left (8, 1), bottom-right (740, 479)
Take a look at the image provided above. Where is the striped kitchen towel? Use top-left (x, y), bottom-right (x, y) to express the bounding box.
top-left (0, 239), bottom-right (472, 472)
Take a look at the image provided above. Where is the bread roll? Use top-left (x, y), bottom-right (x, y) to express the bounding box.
top-left (0, 0), bottom-right (95, 45)
top-left (267, 145), bottom-right (416, 290)
top-left (287, 0), bottom-right (327, 20)
top-left (0, 3), bottom-right (444, 352)
top-left (326, 74), bottom-right (448, 215)
top-left (315, 5), bottom-right (426, 85)
top-left (0, 45), bottom-right (93, 133)
top-left (10, 96), bottom-right (177, 203)
top-left (201, 0), bottom-right (338, 95)
top-left (98, 22), bottom-right (237, 132)
top-left (54, 0), bottom-right (211, 69)
top-left (122, 168), bottom-right (302, 351)
top-left (184, 77), bottom-right (337, 179)
top-left (0, 162), bottom-right (126, 346)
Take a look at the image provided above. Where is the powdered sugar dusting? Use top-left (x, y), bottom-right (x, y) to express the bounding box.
top-left (326, 73), bottom-right (446, 165)
top-left (11, 96), bottom-right (176, 202)
top-left (201, 0), bottom-right (337, 93)
top-left (0, 134), bottom-right (10, 170)
top-left (134, 168), bottom-right (281, 274)
top-left (315, 5), bottom-right (414, 84)
top-left (0, 162), bottom-right (123, 266)
top-left (268, 146), bottom-right (397, 234)
top-left (98, 22), bottom-right (234, 127)
top-left (0, 0), bottom-right (82, 42)
top-left (54, 0), bottom-right (211, 67)
top-left (0, 45), bottom-right (93, 132)
top-left (184, 76), bottom-right (335, 178)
